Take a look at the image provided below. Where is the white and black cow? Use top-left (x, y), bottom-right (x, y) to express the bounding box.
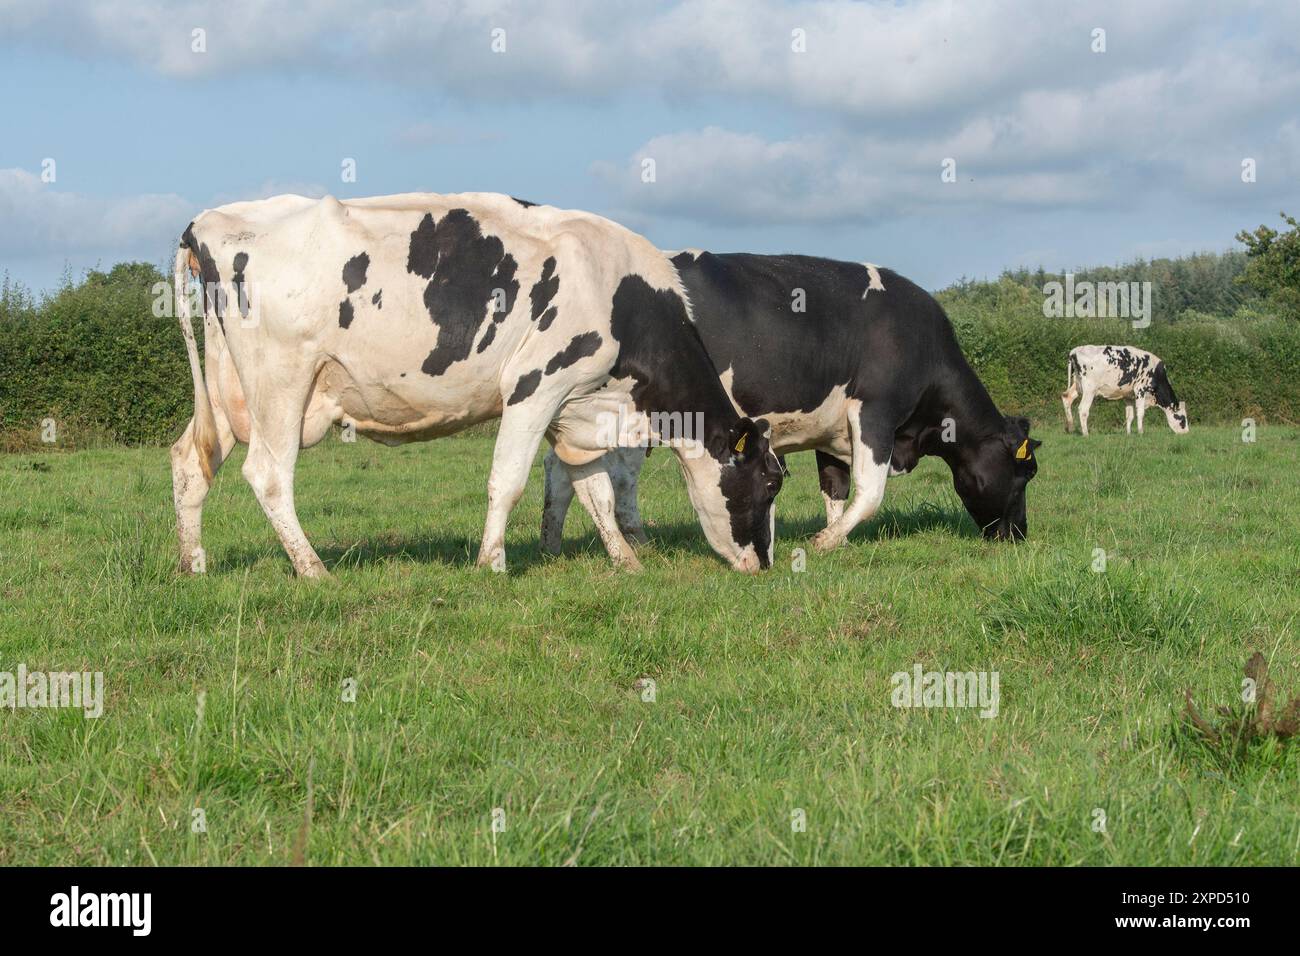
top-left (1061, 345), bottom-right (1188, 436)
top-left (170, 193), bottom-right (783, 577)
top-left (542, 251), bottom-right (1042, 554)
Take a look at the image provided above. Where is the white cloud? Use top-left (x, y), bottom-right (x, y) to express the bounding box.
top-left (4, 1), bottom-right (1287, 115)
top-left (2, 0), bottom-right (1297, 248)
top-left (592, 127), bottom-right (858, 225)
top-left (593, 122), bottom-right (1130, 228)
top-left (0, 168), bottom-right (193, 258)
top-left (587, 1), bottom-right (1300, 227)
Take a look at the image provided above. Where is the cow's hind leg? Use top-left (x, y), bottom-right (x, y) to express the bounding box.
top-left (541, 449), bottom-right (575, 556)
top-left (609, 447), bottom-right (648, 544)
top-left (567, 458), bottom-right (641, 570)
top-left (542, 447), bottom-right (648, 556)
top-left (171, 414), bottom-right (236, 573)
top-left (554, 449), bottom-right (648, 563)
top-left (560, 447), bottom-right (649, 556)
top-left (816, 451), bottom-right (850, 528)
top-left (240, 370), bottom-right (328, 578)
top-left (812, 408), bottom-right (891, 552)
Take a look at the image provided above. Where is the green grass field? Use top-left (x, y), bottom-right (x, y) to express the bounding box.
top-left (1, 416), bottom-right (1297, 865)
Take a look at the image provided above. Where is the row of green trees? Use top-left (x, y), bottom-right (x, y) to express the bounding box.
top-left (2, 215), bottom-right (1298, 446)
top-left (941, 211), bottom-right (1300, 324)
top-left (944, 250), bottom-right (1260, 322)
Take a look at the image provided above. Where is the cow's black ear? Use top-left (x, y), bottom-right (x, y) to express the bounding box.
top-left (728, 417), bottom-right (766, 460)
top-left (1008, 437), bottom-right (1042, 462)
top-left (727, 420), bottom-right (751, 457)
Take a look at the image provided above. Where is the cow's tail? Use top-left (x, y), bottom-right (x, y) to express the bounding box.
top-left (1062, 350), bottom-right (1081, 432)
top-left (175, 246), bottom-right (220, 483)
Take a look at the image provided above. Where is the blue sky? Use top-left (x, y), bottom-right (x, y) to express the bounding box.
top-left (2, 0), bottom-right (1297, 293)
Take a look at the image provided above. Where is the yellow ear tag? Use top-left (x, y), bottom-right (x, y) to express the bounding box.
top-left (733, 433), bottom-right (747, 454)
top-left (1015, 439), bottom-right (1031, 461)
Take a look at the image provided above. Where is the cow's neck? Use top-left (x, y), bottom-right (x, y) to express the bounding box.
top-left (625, 354), bottom-right (741, 462)
top-left (607, 275), bottom-right (742, 463)
top-left (901, 361), bottom-right (1006, 469)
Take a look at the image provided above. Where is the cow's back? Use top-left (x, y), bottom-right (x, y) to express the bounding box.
top-left (1070, 344), bottom-right (1162, 399)
top-left (184, 192), bottom-right (683, 442)
top-left (670, 251), bottom-right (965, 419)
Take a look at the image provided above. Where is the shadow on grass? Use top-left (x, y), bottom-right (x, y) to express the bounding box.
top-left (216, 533), bottom-right (505, 575)
top-left (616, 501), bottom-right (976, 555)
top-left (212, 502), bottom-right (976, 575)
top-left (862, 502), bottom-right (976, 540)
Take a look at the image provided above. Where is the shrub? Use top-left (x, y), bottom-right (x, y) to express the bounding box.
top-left (1, 252), bottom-right (1298, 449)
top-left (938, 301), bottom-right (1300, 427)
top-left (0, 262), bottom-right (195, 446)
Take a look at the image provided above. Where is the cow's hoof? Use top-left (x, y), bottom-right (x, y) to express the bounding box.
top-left (615, 552), bottom-right (643, 572)
top-left (177, 545), bottom-right (208, 575)
top-left (812, 530), bottom-right (844, 553)
top-left (539, 522), bottom-right (562, 556)
top-left (476, 547), bottom-right (508, 573)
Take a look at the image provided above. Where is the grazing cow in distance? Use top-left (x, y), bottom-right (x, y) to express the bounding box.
top-left (543, 251), bottom-right (1042, 554)
top-left (171, 193), bottom-right (782, 576)
top-left (1061, 345), bottom-right (1188, 436)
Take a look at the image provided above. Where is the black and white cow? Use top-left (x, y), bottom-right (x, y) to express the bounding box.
top-left (170, 193), bottom-right (782, 576)
top-left (542, 251), bottom-right (1042, 555)
top-left (1061, 345), bottom-right (1188, 436)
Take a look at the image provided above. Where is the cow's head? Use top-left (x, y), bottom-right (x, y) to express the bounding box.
top-left (686, 417), bottom-right (783, 571)
top-left (1162, 400), bottom-right (1189, 434)
top-left (1150, 362), bottom-right (1189, 433)
top-left (952, 415), bottom-right (1041, 541)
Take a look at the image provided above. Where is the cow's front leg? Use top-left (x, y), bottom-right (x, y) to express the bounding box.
top-left (477, 404), bottom-right (552, 571)
top-left (1124, 402), bottom-right (1135, 435)
top-left (816, 451), bottom-right (850, 528)
top-left (812, 408), bottom-right (890, 552)
top-left (1135, 396), bottom-right (1147, 434)
top-left (1078, 390), bottom-right (1096, 437)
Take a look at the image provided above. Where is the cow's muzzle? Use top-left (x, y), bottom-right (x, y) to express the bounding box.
top-left (984, 519), bottom-right (1027, 541)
